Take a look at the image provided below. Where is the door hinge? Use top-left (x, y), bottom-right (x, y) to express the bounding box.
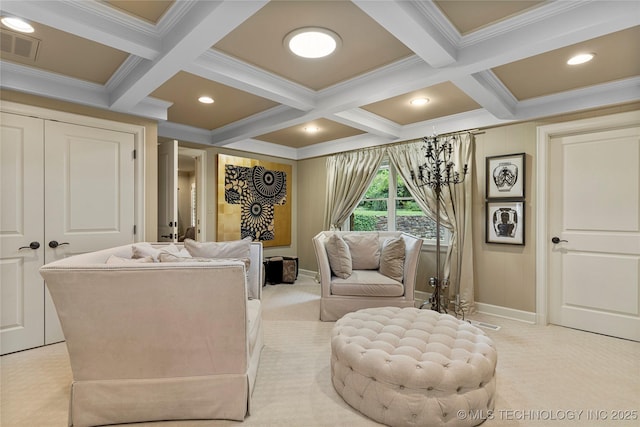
top-left (133, 149), bottom-right (137, 160)
top-left (133, 225), bottom-right (137, 235)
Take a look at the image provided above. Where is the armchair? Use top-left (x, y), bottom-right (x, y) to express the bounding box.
top-left (313, 231), bottom-right (423, 321)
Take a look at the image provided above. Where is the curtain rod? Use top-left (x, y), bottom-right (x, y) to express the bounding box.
top-left (327, 128), bottom-right (485, 157)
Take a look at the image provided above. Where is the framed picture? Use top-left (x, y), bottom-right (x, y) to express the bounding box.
top-left (486, 153), bottom-right (525, 199)
top-left (486, 200), bottom-right (525, 245)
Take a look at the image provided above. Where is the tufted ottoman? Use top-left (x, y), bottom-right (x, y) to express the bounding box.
top-left (331, 307), bottom-right (497, 427)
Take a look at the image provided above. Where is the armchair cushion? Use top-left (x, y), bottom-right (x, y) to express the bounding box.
top-left (344, 233), bottom-right (380, 269)
top-left (331, 270), bottom-right (404, 297)
top-left (326, 234), bottom-right (352, 279)
top-left (379, 236), bottom-right (405, 281)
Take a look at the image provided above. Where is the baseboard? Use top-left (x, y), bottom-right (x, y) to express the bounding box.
top-left (474, 302), bottom-right (536, 324)
top-left (299, 269), bottom-right (318, 281)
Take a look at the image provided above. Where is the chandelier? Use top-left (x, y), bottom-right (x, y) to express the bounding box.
top-left (410, 133), bottom-right (468, 314)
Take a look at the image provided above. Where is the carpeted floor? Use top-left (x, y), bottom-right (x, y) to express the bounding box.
top-left (2, 276), bottom-right (638, 427)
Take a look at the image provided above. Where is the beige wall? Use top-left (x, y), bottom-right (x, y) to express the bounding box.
top-left (298, 102), bottom-right (640, 313)
top-left (473, 123), bottom-right (537, 312)
top-left (6, 88), bottom-right (636, 313)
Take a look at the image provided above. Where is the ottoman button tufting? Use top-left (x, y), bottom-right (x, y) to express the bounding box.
top-left (331, 307), bottom-right (497, 427)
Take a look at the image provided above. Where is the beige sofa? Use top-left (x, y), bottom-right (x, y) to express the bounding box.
top-left (39, 241), bottom-right (264, 427)
top-left (313, 231), bottom-right (423, 321)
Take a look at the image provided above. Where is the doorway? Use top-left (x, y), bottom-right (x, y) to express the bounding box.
top-left (536, 110), bottom-right (640, 341)
top-left (157, 139), bottom-right (206, 243)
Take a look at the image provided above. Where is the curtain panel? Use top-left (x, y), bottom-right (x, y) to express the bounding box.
top-left (387, 133), bottom-right (475, 312)
top-left (323, 147), bottom-right (385, 230)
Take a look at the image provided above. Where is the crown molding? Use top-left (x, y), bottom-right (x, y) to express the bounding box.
top-left (460, 0), bottom-right (584, 47)
top-left (515, 76), bottom-right (640, 120)
top-left (224, 139), bottom-right (299, 160)
top-left (158, 121), bottom-right (214, 146)
top-left (0, 0), bottom-right (160, 59)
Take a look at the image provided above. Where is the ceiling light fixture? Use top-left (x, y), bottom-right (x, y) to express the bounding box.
top-left (1, 16), bottom-right (34, 33)
top-left (304, 126), bottom-right (320, 133)
top-left (198, 96), bottom-right (214, 104)
top-left (410, 97), bottom-right (430, 106)
top-left (567, 53), bottom-right (595, 65)
top-left (285, 27), bottom-right (341, 59)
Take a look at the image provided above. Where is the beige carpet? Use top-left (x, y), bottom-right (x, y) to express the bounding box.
top-left (2, 276), bottom-right (638, 427)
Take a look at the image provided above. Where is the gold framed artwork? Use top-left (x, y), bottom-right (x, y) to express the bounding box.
top-left (217, 154), bottom-right (291, 247)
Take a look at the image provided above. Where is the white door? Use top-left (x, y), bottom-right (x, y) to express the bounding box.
top-left (43, 121), bottom-right (136, 344)
top-left (0, 113), bottom-right (45, 355)
top-left (549, 126), bottom-right (640, 341)
top-left (158, 139), bottom-right (178, 242)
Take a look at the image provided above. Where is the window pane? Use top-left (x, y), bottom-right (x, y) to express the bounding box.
top-left (395, 200), bottom-right (448, 241)
top-left (364, 167), bottom-right (389, 199)
top-left (396, 173), bottom-right (411, 197)
top-left (353, 200), bottom-right (388, 231)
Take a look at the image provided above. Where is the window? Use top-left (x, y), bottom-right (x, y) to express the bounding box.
top-left (350, 158), bottom-right (450, 242)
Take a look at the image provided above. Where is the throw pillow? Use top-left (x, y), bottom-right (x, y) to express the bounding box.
top-left (343, 233), bottom-right (381, 270)
top-left (132, 242), bottom-right (182, 261)
top-left (379, 236), bottom-right (405, 282)
top-left (184, 237), bottom-right (252, 260)
top-left (106, 255), bottom-right (154, 264)
top-left (326, 234), bottom-right (352, 279)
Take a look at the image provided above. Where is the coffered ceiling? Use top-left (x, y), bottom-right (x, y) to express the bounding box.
top-left (1, 1), bottom-right (638, 160)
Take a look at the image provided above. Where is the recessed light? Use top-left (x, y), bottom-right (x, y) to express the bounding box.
top-left (198, 96), bottom-right (214, 104)
top-left (285, 27), bottom-right (341, 59)
top-left (304, 126), bottom-right (320, 133)
top-left (567, 53), bottom-right (595, 65)
top-left (410, 97), bottom-right (430, 106)
top-left (1, 16), bottom-right (34, 33)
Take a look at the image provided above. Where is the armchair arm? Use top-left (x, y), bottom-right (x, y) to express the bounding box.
top-left (401, 233), bottom-right (423, 297)
top-left (312, 232), bottom-right (333, 297)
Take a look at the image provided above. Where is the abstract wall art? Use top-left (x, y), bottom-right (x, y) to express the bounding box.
top-left (217, 154), bottom-right (291, 247)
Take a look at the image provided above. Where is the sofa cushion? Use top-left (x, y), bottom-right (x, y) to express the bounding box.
top-left (343, 233), bottom-right (380, 270)
top-left (326, 234), bottom-right (352, 279)
top-left (379, 236), bottom-right (405, 282)
top-left (132, 243), bottom-right (188, 261)
top-left (331, 270), bottom-right (404, 297)
top-left (159, 252), bottom-right (251, 271)
top-left (106, 255), bottom-right (154, 264)
top-left (184, 237), bottom-right (251, 260)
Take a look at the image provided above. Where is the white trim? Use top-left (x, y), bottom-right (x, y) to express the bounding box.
top-left (177, 147), bottom-right (207, 242)
top-left (0, 100), bottom-right (146, 241)
top-left (298, 269), bottom-right (318, 281)
top-left (535, 110), bottom-right (640, 327)
top-left (475, 302), bottom-right (536, 324)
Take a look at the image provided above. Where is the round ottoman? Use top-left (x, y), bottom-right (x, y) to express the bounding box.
top-left (331, 307), bottom-right (497, 427)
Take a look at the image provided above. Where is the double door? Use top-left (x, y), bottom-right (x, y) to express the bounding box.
top-left (1, 112), bottom-right (136, 354)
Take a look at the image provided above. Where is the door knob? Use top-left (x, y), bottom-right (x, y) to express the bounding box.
top-left (551, 237), bottom-right (568, 244)
top-left (48, 240), bottom-right (70, 248)
top-left (19, 241), bottom-right (40, 250)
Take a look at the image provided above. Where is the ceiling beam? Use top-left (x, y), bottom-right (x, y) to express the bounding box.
top-left (108, 0), bottom-right (268, 111)
top-left (331, 109), bottom-right (401, 140)
top-left (186, 50), bottom-right (316, 111)
top-left (352, 0), bottom-right (458, 68)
